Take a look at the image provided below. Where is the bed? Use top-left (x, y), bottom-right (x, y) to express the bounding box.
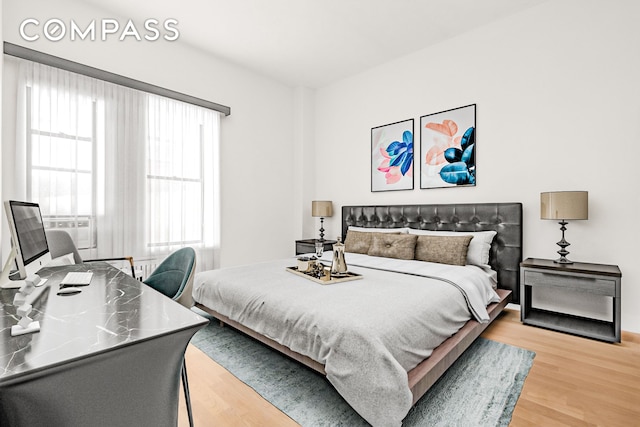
top-left (193, 202), bottom-right (522, 426)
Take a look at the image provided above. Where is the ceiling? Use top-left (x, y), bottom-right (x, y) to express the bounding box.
top-left (77, 0), bottom-right (547, 88)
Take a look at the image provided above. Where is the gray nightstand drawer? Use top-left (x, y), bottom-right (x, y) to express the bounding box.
top-left (523, 270), bottom-right (616, 296)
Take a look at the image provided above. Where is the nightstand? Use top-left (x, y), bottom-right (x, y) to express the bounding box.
top-left (520, 258), bottom-right (621, 343)
top-left (295, 239), bottom-right (337, 255)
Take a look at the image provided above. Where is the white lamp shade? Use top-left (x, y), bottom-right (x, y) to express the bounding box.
top-left (540, 191), bottom-right (588, 220)
top-left (312, 201), bottom-right (333, 217)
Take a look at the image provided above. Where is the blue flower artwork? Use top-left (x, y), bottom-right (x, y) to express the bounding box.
top-left (386, 130), bottom-right (414, 176)
top-left (420, 104), bottom-right (476, 189)
top-left (440, 126), bottom-right (475, 185)
top-left (371, 119), bottom-right (414, 192)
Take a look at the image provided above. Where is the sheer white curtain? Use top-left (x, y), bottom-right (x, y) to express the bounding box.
top-left (95, 81), bottom-right (148, 262)
top-left (145, 95), bottom-right (220, 271)
top-left (13, 58), bottom-right (220, 272)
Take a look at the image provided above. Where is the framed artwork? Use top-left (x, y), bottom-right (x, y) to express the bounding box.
top-left (371, 118), bottom-right (414, 192)
top-left (420, 104), bottom-right (476, 189)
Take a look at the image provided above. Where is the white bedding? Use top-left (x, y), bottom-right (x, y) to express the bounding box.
top-left (193, 253), bottom-right (499, 426)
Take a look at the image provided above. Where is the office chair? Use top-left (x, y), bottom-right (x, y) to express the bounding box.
top-left (45, 229), bottom-right (136, 277)
top-left (142, 247), bottom-right (197, 427)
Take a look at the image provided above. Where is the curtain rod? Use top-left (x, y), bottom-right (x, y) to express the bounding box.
top-left (3, 42), bottom-right (231, 116)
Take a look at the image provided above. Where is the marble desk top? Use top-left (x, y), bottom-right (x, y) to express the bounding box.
top-left (0, 262), bottom-right (208, 383)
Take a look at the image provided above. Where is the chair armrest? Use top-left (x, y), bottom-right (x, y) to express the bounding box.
top-left (84, 256), bottom-right (135, 278)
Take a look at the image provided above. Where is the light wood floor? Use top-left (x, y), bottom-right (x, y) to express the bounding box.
top-left (178, 308), bottom-right (640, 426)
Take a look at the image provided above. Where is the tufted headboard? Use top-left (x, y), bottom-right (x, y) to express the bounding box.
top-left (341, 203), bottom-right (523, 303)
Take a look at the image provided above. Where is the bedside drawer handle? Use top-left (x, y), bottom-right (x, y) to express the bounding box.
top-left (544, 272), bottom-right (595, 281)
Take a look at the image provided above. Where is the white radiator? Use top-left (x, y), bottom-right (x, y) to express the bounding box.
top-left (132, 257), bottom-right (160, 281)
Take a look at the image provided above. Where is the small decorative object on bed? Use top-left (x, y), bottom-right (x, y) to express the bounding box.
top-left (540, 191), bottom-right (588, 264)
top-left (371, 119), bottom-right (414, 192)
top-left (285, 265), bottom-right (362, 285)
top-left (420, 104), bottom-right (476, 189)
top-left (296, 256), bottom-right (318, 272)
top-left (330, 236), bottom-right (348, 275)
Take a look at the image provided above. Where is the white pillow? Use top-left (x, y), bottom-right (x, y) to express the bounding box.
top-left (46, 252), bottom-right (76, 267)
top-left (348, 226), bottom-right (409, 234)
top-left (406, 229), bottom-right (497, 266)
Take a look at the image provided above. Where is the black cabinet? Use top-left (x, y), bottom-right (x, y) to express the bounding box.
top-left (295, 239), bottom-right (337, 256)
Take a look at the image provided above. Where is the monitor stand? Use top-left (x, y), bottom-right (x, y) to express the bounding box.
top-left (0, 248), bottom-right (21, 289)
top-left (0, 248), bottom-right (47, 289)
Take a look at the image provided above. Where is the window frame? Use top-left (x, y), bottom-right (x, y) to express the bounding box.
top-left (25, 86), bottom-right (98, 250)
top-left (145, 123), bottom-right (206, 248)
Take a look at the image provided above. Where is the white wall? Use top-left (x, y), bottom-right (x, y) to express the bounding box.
top-left (313, 0), bottom-right (640, 333)
top-left (2, 0), bottom-right (297, 268)
top-left (293, 87), bottom-right (317, 238)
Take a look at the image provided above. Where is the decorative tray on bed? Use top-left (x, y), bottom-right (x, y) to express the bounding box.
top-left (285, 266), bottom-right (363, 285)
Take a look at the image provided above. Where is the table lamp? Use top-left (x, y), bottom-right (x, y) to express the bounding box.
top-left (540, 191), bottom-right (588, 264)
top-left (312, 201), bottom-right (333, 241)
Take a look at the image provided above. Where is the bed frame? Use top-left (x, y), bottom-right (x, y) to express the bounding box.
top-left (196, 202), bottom-right (523, 408)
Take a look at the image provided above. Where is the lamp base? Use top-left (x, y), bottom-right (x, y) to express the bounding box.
top-left (318, 217), bottom-right (325, 242)
top-left (554, 220), bottom-right (573, 264)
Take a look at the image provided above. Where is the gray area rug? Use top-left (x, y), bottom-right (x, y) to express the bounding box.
top-left (191, 314), bottom-right (535, 426)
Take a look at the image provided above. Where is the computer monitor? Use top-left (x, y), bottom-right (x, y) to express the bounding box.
top-left (0, 200), bottom-right (52, 289)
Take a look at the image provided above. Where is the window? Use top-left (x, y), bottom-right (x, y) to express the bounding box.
top-left (15, 58), bottom-right (220, 271)
top-left (146, 96), bottom-right (207, 248)
top-left (26, 87), bottom-right (97, 250)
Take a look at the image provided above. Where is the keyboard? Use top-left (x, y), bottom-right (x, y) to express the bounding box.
top-left (60, 272), bottom-right (94, 286)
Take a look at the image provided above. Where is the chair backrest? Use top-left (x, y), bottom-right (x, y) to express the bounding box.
top-left (143, 247), bottom-right (196, 308)
top-left (45, 229), bottom-right (83, 264)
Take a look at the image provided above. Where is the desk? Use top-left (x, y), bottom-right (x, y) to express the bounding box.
top-left (0, 262), bottom-right (208, 427)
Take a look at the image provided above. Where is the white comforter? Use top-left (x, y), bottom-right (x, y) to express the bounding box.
top-left (193, 253), bottom-right (499, 426)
